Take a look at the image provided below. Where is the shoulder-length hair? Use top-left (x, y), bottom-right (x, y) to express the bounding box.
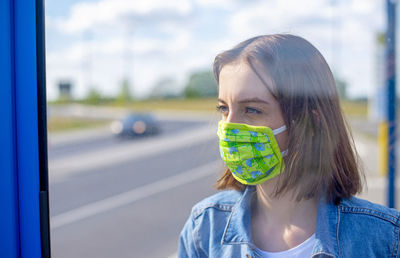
top-left (213, 34), bottom-right (364, 202)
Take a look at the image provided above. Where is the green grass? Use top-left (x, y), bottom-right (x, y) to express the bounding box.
top-left (47, 98), bottom-right (370, 133)
top-left (50, 98), bottom-right (370, 116)
top-left (340, 100), bottom-right (368, 117)
top-left (109, 97), bottom-right (219, 112)
top-left (113, 98), bottom-right (369, 117)
top-left (48, 117), bottom-right (110, 133)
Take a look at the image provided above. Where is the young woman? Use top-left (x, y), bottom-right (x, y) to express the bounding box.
top-left (178, 34), bottom-right (400, 258)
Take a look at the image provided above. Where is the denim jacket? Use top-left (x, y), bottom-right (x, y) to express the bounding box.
top-left (178, 186), bottom-right (400, 258)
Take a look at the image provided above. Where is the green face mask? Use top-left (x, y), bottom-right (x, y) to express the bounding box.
top-left (217, 120), bottom-right (287, 185)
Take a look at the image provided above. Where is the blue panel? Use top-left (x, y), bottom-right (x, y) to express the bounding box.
top-left (386, 0), bottom-right (397, 208)
top-left (14, 0), bottom-right (42, 257)
top-left (0, 0), bottom-right (19, 257)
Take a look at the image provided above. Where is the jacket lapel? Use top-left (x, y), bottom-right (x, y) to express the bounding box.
top-left (221, 186), bottom-right (340, 258)
top-left (312, 197), bottom-right (340, 257)
top-left (221, 186), bottom-right (255, 247)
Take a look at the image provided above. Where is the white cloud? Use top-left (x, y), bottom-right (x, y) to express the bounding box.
top-left (224, 0), bottom-right (384, 98)
top-left (352, 0), bottom-right (377, 15)
top-left (46, 0), bottom-right (386, 100)
top-left (196, 0), bottom-right (239, 10)
top-left (46, 26), bottom-right (201, 99)
top-left (55, 0), bottom-right (193, 34)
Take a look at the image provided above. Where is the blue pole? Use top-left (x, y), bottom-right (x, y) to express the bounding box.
top-left (386, 0), bottom-right (397, 208)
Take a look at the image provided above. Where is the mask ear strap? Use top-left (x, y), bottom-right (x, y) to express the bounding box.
top-left (272, 125), bottom-right (287, 135)
top-left (281, 149), bottom-right (288, 157)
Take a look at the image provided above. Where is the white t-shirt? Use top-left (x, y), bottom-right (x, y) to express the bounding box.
top-left (254, 234), bottom-right (316, 258)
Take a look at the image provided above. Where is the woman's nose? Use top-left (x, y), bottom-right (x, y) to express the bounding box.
top-left (226, 111), bottom-right (241, 123)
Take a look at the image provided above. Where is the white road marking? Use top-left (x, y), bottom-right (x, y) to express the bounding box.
top-left (48, 111), bottom-right (218, 146)
top-left (51, 159), bottom-right (222, 229)
top-left (49, 126), bottom-right (111, 147)
top-left (168, 252), bottom-right (177, 258)
top-left (49, 124), bottom-right (217, 182)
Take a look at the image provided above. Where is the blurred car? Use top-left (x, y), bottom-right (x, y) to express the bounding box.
top-left (110, 113), bottom-right (160, 138)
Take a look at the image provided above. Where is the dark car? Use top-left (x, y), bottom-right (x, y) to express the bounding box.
top-left (110, 113), bottom-right (160, 138)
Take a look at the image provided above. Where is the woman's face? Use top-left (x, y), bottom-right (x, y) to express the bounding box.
top-left (218, 62), bottom-right (288, 150)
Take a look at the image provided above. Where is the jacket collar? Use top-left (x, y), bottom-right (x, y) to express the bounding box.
top-left (312, 197), bottom-right (340, 257)
top-left (221, 186), bottom-right (255, 247)
top-left (221, 186), bottom-right (340, 257)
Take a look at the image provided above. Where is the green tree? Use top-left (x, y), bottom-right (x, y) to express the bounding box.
top-left (85, 87), bottom-right (102, 105)
top-left (183, 70), bottom-right (217, 98)
top-left (149, 77), bottom-right (180, 99)
top-left (116, 78), bottom-right (133, 104)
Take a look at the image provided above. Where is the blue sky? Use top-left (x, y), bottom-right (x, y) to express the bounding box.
top-left (45, 0), bottom-right (385, 100)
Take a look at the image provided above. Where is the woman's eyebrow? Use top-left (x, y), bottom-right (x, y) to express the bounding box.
top-left (237, 98), bottom-right (270, 105)
top-left (217, 99), bottom-right (227, 104)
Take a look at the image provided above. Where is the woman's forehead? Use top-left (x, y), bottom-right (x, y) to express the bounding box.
top-left (218, 63), bottom-right (275, 103)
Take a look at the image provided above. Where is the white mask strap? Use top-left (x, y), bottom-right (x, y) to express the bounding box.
top-left (272, 125), bottom-right (287, 135)
top-left (281, 149), bottom-right (288, 157)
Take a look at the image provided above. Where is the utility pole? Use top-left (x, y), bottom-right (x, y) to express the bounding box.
top-left (386, 0), bottom-right (397, 208)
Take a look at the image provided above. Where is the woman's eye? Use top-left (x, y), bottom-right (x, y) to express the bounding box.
top-left (216, 105), bottom-right (228, 114)
top-left (245, 107), bottom-right (261, 114)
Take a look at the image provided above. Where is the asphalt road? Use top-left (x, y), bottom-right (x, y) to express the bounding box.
top-left (49, 118), bottom-right (222, 258)
top-left (49, 119), bottom-right (206, 159)
top-left (49, 115), bottom-right (400, 258)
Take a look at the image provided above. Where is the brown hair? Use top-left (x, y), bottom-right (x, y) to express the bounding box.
top-left (213, 34), bottom-right (364, 202)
